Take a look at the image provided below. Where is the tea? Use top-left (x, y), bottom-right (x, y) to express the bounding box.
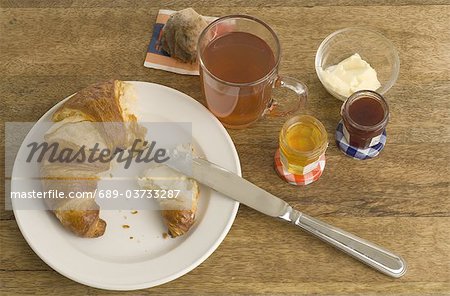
top-left (202, 32), bottom-right (275, 83)
top-left (198, 16), bottom-right (307, 128)
top-left (201, 32), bottom-right (276, 128)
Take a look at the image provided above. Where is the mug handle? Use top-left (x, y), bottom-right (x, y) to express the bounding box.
top-left (266, 76), bottom-right (308, 117)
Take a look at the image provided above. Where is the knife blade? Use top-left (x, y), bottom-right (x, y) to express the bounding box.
top-left (167, 156), bottom-right (407, 278)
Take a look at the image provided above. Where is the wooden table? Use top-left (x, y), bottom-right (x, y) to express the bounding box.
top-left (1, 1), bottom-right (449, 295)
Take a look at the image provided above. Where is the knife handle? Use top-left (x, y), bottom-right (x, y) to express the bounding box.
top-left (280, 208), bottom-right (407, 278)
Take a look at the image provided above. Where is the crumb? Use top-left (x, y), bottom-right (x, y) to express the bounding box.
top-left (122, 224), bottom-right (130, 229)
top-left (162, 232), bottom-right (169, 239)
top-left (131, 210), bottom-right (138, 215)
top-left (123, 216), bottom-right (127, 220)
top-left (129, 236), bottom-right (134, 239)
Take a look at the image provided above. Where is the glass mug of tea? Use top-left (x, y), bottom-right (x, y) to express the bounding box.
top-left (198, 15), bottom-right (308, 129)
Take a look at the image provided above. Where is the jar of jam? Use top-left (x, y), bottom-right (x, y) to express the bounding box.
top-left (341, 90), bottom-right (389, 149)
top-left (278, 115), bottom-right (328, 178)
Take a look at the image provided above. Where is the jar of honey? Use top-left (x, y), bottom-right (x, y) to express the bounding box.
top-left (275, 115), bottom-right (328, 185)
top-left (341, 90), bottom-right (389, 149)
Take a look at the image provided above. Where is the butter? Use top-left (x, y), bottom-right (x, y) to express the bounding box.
top-left (138, 164), bottom-right (197, 210)
top-left (319, 53), bottom-right (381, 98)
top-left (138, 165), bottom-right (191, 192)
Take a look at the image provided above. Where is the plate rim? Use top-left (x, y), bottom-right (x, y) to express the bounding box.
top-left (12, 81), bottom-right (241, 290)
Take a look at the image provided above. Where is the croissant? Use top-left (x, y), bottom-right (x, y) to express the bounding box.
top-left (138, 164), bottom-right (200, 237)
top-left (40, 161), bottom-right (108, 237)
top-left (40, 80), bottom-right (145, 238)
top-left (41, 80), bottom-right (199, 238)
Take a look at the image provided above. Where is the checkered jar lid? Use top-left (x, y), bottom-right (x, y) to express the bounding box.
top-left (274, 149), bottom-right (326, 186)
top-left (335, 120), bottom-right (386, 160)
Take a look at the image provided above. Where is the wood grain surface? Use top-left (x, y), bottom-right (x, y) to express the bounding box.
top-left (1, 0), bottom-right (449, 295)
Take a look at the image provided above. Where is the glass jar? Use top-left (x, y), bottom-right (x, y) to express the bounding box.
top-left (341, 90), bottom-right (389, 149)
top-left (279, 115), bottom-right (328, 175)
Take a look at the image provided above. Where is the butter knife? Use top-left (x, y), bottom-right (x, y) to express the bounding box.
top-left (168, 157), bottom-right (407, 278)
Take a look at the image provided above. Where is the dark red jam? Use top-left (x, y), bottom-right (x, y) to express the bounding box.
top-left (341, 90), bottom-right (389, 149)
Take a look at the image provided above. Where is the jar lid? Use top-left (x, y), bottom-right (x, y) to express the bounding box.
top-left (274, 149), bottom-right (326, 186)
top-left (335, 120), bottom-right (386, 160)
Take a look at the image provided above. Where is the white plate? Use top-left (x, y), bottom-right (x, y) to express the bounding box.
top-left (11, 81), bottom-right (241, 290)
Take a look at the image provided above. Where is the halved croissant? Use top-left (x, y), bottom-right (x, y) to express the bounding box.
top-left (138, 164), bottom-right (200, 238)
top-left (52, 80), bottom-right (144, 150)
top-left (41, 80), bottom-right (199, 239)
top-left (41, 80), bottom-right (144, 238)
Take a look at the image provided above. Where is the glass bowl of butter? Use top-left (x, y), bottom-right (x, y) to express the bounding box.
top-left (315, 27), bottom-right (400, 101)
